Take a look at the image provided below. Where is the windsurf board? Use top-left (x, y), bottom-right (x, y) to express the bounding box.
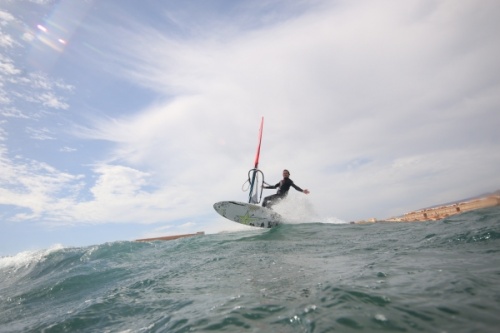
top-left (213, 201), bottom-right (283, 228)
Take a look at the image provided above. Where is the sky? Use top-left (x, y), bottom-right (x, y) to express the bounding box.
top-left (1, 0), bottom-right (499, 256)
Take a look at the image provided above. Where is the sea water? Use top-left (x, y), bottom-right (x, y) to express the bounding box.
top-left (1, 207), bottom-right (499, 332)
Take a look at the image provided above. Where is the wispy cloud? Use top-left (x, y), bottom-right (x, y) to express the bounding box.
top-left (0, 147), bottom-right (195, 225)
top-left (0, 54), bottom-right (20, 76)
top-left (59, 146), bottom-right (76, 153)
top-left (0, 143), bottom-right (83, 220)
top-left (1, 7), bottom-right (74, 117)
top-left (90, 0), bottom-right (500, 221)
top-left (0, 10), bottom-right (17, 49)
top-left (26, 127), bottom-right (55, 140)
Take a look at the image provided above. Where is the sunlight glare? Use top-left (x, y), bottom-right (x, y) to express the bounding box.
top-left (37, 24), bottom-right (47, 32)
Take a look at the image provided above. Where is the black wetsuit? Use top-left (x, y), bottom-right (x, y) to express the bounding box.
top-left (262, 178), bottom-right (304, 208)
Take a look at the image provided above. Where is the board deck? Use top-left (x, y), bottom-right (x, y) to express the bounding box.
top-left (213, 201), bottom-right (283, 228)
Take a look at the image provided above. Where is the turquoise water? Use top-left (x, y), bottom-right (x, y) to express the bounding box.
top-left (1, 207), bottom-right (499, 332)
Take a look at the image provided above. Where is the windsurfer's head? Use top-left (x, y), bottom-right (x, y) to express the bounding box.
top-left (283, 169), bottom-right (290, 177)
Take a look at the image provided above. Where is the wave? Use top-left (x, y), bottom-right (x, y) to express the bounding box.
top-left (0, 244), bottom-right (66, 270)
top-left (1, 210), bottom-right (500, 332)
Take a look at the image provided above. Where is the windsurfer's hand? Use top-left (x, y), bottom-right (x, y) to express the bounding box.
top-left (303, 189), bottom-right (310, 194)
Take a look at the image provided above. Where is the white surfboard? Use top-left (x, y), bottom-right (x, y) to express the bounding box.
top-left (213, 201), bottom-right (283, 228)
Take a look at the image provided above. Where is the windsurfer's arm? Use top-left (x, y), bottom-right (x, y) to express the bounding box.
top-left (292, 183), bottom-right (310, 194)
top-left (263, 183), bottom-right (279, 189)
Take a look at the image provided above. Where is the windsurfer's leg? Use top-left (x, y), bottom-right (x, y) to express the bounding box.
top-left (262, 195), bottom-right (272, 207)
top-left (263, 194), bottom-right (279, 208)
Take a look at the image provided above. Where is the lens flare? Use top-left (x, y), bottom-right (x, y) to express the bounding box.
top-left (36, 24), bottom-right (48, 32)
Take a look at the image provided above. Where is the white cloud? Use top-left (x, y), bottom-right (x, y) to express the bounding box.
top-left (27, 72), bottom-right (74, 92)
top-left (0, 33), bottom-right (15, 48)
top-left (0, 55), bottom-right (20, 75)
top-left (22, 32), bottom-right (35, 42)
top-left (59, 163), bottom-right (209, 225)
top-left (0, 93), bottom-right (10, 105)
top-left (39, 92), bottom-right (69, 109)
top-left (0, 8), bottom-right (74, 117)
top-left (0, 145), bottom-right (198, 225)
top-left (0, 10), bottom-right (19, 48)
top-left (26, 127), bottom-right (55, 140)
top-left (0, 10), bottom-right (15, 24)
top-left (0, 106), bottom-right (30, 118)
top-left (0, 144), bottom-right (84, 221)
top-left (82, 0), bottom-right (499, 222)
top-left (59, 146), bottom-right (76, 153)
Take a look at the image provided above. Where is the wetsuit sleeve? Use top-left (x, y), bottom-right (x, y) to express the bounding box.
top-left (291, 182), bottom-right (304, 192)
top-left (266, 183), bottom-right (279, 189)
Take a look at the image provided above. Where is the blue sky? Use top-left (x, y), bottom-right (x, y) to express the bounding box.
top-left (1, 0), bottom-right (499, 256)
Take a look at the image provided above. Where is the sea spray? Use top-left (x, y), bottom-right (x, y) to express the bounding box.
top-left (272, 194), bottom-right (345, 224)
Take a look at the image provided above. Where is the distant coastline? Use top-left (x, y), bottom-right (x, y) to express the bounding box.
top-left (355, 190), bottom-right (500, 224)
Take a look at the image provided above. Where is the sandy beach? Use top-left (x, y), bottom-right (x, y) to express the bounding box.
top-left (356, 191), bottom-right (500, 223)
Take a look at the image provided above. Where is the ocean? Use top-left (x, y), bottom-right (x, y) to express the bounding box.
top-left (1, 207), bottom-right (499, 333)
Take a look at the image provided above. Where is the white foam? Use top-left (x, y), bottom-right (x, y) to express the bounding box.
top-left (0, 244), bottom-right (65, 270)
top-left (272, 195), bottom-right (346, 224)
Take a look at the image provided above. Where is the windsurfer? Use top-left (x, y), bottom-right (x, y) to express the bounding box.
top-left (262, 169), bottom-right (310, 209)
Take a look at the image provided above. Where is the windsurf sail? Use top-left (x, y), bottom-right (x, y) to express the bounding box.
top-left (246, 117), bottom-right (266, 204)
top-left (253, 117), bottom-right (264, 169)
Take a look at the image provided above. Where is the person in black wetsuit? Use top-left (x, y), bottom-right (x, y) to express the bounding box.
top-left (262, 169), bottom-right (310, 209)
